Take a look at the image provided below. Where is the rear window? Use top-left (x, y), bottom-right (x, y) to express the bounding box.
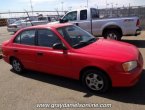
top-left (80, 10), bottom-right (87, 20)
top-left (14, 30), bottom-right (36, 45)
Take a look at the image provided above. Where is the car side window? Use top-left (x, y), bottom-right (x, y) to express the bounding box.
top-left (37, 29), bottom-right (61, 48)
top-left (80, 10), bottom-right (87, 20)
top-left (14, 30), bottom-right (36, 45)
top-left (14, 34), bottom-right (21, 43)
top-left (21, 30), bottom-right (35, 45)
top-left (63, 11), bottom-right (77, 21)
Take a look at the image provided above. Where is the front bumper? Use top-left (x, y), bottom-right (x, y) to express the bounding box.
top-left (111, 53), bottom-right (143, 87)
top-left (111, 66), bottom-right (143, 87)
top-left (2, 55), bottom-right (9, 64)
top-left (0, 54), bottom-right (3, 59)
top-left (7, 27), bottom-right (19, 32)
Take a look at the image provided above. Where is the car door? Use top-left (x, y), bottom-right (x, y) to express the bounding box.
top-left (12, 29), bottom-right (37, 70)
top-left (78, 9), bottom-right (92, 34)
top-left (35, 29), bottom-right (72, 77)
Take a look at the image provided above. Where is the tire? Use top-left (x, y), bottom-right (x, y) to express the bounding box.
top-left (81, 69), bottom-right (111, 93)
top-left (11, 58), bottom-right (24, 73)
top-left (104, 30), bottom-right (122, 41)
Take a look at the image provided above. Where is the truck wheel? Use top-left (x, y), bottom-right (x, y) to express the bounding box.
top-left (104, 30), bottom-right (122, 40)
top-left (81, 69), bottom-right (111, 93)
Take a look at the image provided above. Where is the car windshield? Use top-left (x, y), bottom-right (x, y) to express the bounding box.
top-left (57, 25), bottom-right (97, 49)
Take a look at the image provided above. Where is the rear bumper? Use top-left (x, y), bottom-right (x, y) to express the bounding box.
top-left (7, 27), bottom-right (19, 32)
top-left (135, 28), bottom-right (141, 36)
top-left (0, 54), bottom-right (3, 59)
top-left (124, 27), bottom-right (141, 36)
top-left (2, 55), bottom-right (9, 64)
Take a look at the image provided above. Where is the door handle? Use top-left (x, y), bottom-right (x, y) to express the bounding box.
top-left (13, 49), bottom-right (18, 52)
top-left (37, 52), bottom-right (43, 56)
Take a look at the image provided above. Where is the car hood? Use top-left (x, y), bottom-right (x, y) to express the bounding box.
top-left (76, 39), bottom-right (139, 62)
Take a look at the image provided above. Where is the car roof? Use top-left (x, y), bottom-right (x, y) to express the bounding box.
top-left (25, 23), bottom-right (73, 30)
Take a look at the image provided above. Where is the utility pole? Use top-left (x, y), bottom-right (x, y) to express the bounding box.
top-left (87, 0), bottom-right (88, 8)
top-left (30, 0), bottom-right (34, 15)
top-left (106, 0), bottom-right (107, 9)
top-left (128, 3), bottom-right (130, 16)
top-left (111, 3), bottom-right (114, 9)
top-left (106, 0), bottom-right (108, 17)
top-left (116, 4), bottom-right (118, 17)
top-left (111, 3), bottom-right (114, 17)
top-left (61, 2), bottom-right (64, 12)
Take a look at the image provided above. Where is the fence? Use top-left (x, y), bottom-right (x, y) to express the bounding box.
top-left (99, 5), bottom-right (145, 29)
top-left (0, 6), bottom-right (145, 28)
top-left (0, 19), bottom-right (7, 26)
top-left (0, 10), bottom-right (65, 26)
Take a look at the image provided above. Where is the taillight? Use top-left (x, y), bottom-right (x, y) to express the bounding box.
top-left (136, 19), bottom-right (140, 26)
top-left (0, 45), bottom-right (2, 54)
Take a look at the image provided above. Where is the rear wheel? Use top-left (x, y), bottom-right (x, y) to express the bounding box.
top-left (11, 58), bottom-right (23, 73)
top-left (81, 69), bottom-right (111, 93)
top-left (104, 30), bottom-right (122, 40)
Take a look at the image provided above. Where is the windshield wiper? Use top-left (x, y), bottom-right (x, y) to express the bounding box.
top-left (73, 41), bottom-right (88, 48)
top-left (86, 38), bottom-right (97, 43)
top-left (73, 38), bottom-right (97, 49)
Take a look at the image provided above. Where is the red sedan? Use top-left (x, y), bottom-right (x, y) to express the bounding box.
top-left (1, 23), bottom-right (143, 93)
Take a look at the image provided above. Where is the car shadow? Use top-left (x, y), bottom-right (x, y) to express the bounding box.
top-left (122, 39), bottom-right (145, 48)
top-left (11, 69), bottom-right (145, 105)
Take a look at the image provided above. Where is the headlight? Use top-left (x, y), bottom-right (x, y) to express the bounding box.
top-left (122, 61), bottom-right (137, 72)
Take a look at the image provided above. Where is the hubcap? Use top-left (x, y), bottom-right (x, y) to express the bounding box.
top-left (12, 60), bottom-right (21, 72)
top-left (107, 33), bottom-right (117, 40)
top-left (85, 73), bottom-right (104, 91)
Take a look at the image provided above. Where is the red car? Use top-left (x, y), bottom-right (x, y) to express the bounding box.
top-left (1, 23), bottom-right (143, 93)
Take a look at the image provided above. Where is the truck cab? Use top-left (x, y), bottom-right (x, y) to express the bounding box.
top-left (60, 8), bottom-right (141, 40)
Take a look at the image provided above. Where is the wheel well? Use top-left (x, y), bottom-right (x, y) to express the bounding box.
top-left (9, 56), bottom-right (17, 64)
top-left (79, 66), bottom-right (112, 86)
top-left (102, 25), bottom-right (122, 36)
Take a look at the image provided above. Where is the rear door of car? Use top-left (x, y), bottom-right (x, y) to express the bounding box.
top-left (12, 29), bottom-right (37, 70)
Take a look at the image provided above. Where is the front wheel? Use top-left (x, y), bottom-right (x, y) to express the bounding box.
top-left (81, 69), bottom-right (111, 93)
top-left (104, 30), bottom-right (122, 40)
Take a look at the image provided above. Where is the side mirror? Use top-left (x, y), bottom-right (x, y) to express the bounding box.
top-left (59, 18), bottom-right (68, 23)
top-left (59, 19), bottom-right (63, 23)
top-left (53, 43), bottom-right (67, 50)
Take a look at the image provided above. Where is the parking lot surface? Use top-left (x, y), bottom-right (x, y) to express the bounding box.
top-left (0, 27), bottom-right (145, 110)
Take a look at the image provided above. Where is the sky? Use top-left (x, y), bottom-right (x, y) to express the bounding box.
top-left (0, 0), bottom-right (145, 12)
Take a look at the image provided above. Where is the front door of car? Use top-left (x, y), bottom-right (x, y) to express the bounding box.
top-left (12, 29), bottom-right (37, 70)
top-left (35, 29), bottom-right (72, 77)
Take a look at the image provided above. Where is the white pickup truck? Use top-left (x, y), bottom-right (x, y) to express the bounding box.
top-left (59, 8), bottom-right (141, 40)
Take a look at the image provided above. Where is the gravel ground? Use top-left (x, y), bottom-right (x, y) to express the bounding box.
top-left (0, 26), bottom-right (145, 110)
